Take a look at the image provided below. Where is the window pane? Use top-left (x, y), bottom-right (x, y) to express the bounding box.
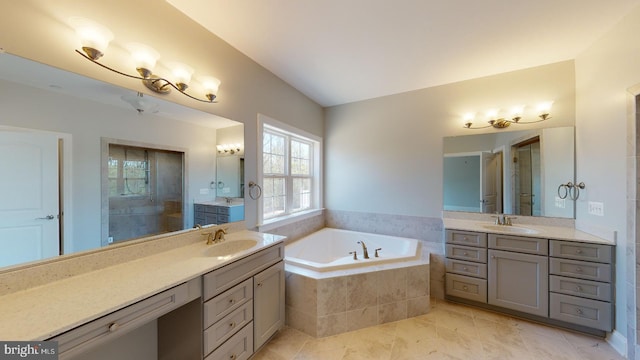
top-left (292, 178), bottom-right (311, 211)
top-left (263, 132), bottom-right (286, 174)
top-left (291, 140), bottom-right (311, 176)
top-left (263, 177), bottom-right (286, 219)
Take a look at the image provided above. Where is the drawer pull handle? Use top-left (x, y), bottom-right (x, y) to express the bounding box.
top-left (462, 267), bottom-right (469, 271)
top-left (575, 285), bottom-right (582, 292)
top-left (575, 308), bottom-right (583, 315)
top-left (108, 322), bottom-right (119, 332)
top-left (463, 252), bottom-right (469, 256)
top-left (491, 255), bottom-right (496, 259)
top-left (462, 285), bottom-right (469, 291)
top-left (257, 282), bottom-right (263, 287)
top-left (463, 236), bottom-right (468, 241)
top-left (576, 249), bottom-right (583, 254)
top-left (229, 298), bottom-right (235, 304)
top-left (230, 354), bottom-right (237, 360)
top-left (575, 267), bottom-right (582, 272)
top-left (229, 321), bottom-right (236, 328)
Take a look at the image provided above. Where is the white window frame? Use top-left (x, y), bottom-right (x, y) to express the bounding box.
top-left (257, 114), bottom-right (323, 231)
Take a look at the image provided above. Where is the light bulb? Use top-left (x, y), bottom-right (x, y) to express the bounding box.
top-left (69, 17), bottom-right (114, 60)
top-left (127, 43), bottom-right (160, 78)
top-left (201, 76), bottom-right (221, 101)
top-left (170, 63), bottom-right (194, 91)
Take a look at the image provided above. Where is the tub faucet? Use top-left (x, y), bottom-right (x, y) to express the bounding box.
top-left (357, 241), bottom-right (370, 259)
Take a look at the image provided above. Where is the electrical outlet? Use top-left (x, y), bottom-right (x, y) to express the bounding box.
top-left (107, 236), bottom-right (114, 244)
top-left (555, 196), bottom-right (565, 209)
top-left (200, 188), bottom-right (209, 195)
top-left (588, 201), bottom-right (604, 216)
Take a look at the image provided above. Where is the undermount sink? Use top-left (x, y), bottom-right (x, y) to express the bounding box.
top-left (202, 239), bottom-right (258, 257)
top-left (481, 224), bottom-right (539, 235)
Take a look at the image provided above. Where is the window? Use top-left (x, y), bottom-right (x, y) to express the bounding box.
top-left (108, 145), bottom-right (150, 197)
top-left (259, 115), bottom-right (322, 225)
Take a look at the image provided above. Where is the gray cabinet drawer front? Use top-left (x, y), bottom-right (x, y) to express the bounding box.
top-left (446, 273), bottom-right (487, 303)
top-left (488, 234), bottom-right (548, 255)
top-left (549, 240), bottom-right (612, 263)
top-left (550, 293), bottom-right (612, 331)
top-left (204, 213), bottom-right (218, 225)
top-left (549, 258), bottom-right (612, 282)
top-left (204, 322), bottom-right (254, 360)
top-left (445, 230), bottom-right (487, 247)
top-left (217, 214), bottom-right (230, 223)
top-left (550, 275), bottom-right (611, 302)
top-left (52, 283), bottom-right (189, 359)
top-left (195, 204), bottom-right (205, 213)
top-left (204, 205), bottom-right (218, 214)
top-left (217, 206), bottom-right (231, 215)
top-left (446, 259), bottom-right (487, 278)
top-left (204, 243), bottom-right (284, 300)
top-left (204, 300), bottom-right (253, 356)
top-left (446, 244), bottom-right (487, 263)
top-left (204, 278), bottom-right (253, 328)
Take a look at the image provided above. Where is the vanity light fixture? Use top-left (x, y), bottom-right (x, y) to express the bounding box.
top-left (69, 17), bottom-right (221, 103)
top-left (216, 143), bottom-right (243, 154)
top-left (463, 101), bottom-right (553, 129)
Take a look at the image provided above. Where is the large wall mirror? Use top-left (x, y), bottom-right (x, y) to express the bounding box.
top-left (0, 53), bottom-right (245, 270)
top-left (443, 126), bottom-right (575, 218)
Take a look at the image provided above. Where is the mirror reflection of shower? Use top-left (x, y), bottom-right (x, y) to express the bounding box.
top-left (513, 137), bottom-right (541, 216)
top-left (108, 144), bottom-right (184, 242)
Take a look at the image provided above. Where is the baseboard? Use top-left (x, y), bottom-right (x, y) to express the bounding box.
top-left (606, 330), bottom-right (627, 357)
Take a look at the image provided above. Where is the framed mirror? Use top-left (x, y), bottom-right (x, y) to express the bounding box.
top-left (443, 126), bottom-right (575, 218)
top-left (0, 53), bottom-right (244, 269)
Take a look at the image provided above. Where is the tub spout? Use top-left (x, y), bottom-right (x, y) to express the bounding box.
top-left (357, 241), bottom-right (370, 259)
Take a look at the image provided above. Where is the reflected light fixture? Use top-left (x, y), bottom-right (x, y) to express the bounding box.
top-left (216, 143), bottom-right (243, 155)
top-left (463, 101), bottom-right (553, 129)
top-left (121, 92), bottom-right (159, 114)
top-left (69, 17), bottom-right (220, 103)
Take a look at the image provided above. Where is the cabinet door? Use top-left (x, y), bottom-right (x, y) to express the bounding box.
top-left (488, 249), bottom-right (548, 317)
top-left (253, 261), bottom-right (285, 350)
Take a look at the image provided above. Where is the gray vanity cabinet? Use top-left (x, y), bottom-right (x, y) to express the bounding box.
top-left (487, 234), bottom-right (549, 317)
top-left (253, 261), bottom-right (285, 350)
top-left (202, 243), bottom-right (284, 360)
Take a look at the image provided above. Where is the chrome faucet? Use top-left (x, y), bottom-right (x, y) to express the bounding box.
top-left (492, 214), bottom-right (515, 226)
top-left (203, 228), bottom-right (227, 245)
top-left (357, 241), bottom-right (370, 259)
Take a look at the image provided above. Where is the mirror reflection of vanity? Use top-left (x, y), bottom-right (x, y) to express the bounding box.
top-left (443, 126), bottom-right (575, 218)
top-left (0, 53), bottom-right (245, 269)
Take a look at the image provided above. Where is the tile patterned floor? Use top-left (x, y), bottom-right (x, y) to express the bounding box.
top-left (253, 298), bottom-right (625, 360)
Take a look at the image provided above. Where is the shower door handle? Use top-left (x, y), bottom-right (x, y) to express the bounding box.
top-left (36, 215), bottom-right (56, 220)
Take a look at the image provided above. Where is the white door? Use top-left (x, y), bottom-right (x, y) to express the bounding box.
top-left (0, 131), bottom-right (59, 267)
top-left (481, 152), bottom-right (498, 213)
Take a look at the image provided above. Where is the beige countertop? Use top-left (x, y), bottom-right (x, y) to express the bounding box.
top-left (0, 230), bottom-right (284, 341)
top-left (443, 218), bottom-right (614, 245)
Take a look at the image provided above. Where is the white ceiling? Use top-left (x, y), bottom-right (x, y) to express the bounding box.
top-left (167, 0), bottom-right (640, 107)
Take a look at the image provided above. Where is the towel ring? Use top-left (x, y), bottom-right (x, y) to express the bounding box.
top-left (569, 182), bottom-right (586, 201)
top-left (557, 182), bottom-right (571, 199)
top-left (248, 181), bottom-right (262, 200)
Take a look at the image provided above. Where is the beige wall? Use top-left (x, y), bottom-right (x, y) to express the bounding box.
top-left (0, 0), bottom-right (324, 229)
top-left (325, 61), bottom-right (575, 216)
top-left (575, 3), bottom-right (640, 354)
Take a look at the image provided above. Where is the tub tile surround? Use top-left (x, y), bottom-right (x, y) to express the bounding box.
top-left (285, 264), bottom-right (430, 337)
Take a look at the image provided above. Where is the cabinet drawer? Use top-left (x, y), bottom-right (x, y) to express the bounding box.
top-left (52, 283), bottom-right (189, 359)
top-left (445, 230), bottom-right (487, 247)
top-left (204, 300), bottom-right (253, 356)
top-left (488, 234), bottom-right (548, 255)
top-left (204, 213), bottom-right (217, 225)
top-left (194, 214), bottom-right (205, 224)
top-left (204, 243), bottom-right (284, 300)
top-left (446, 273), bottom-right (487, 303)
top-left (550, 293), bottom-right (612, 331)
top-left (204, 278), bottom-right (253, 328)
top-left (195, 204), bottom-right (205, 213)
top-left (446, 258), bottom-right (487, 278)
top-left (203, 205), bottom-right (218, 214)
top-left (217, 206), bottom-right (230, 215)
top-left (446, 244), bottom-right (487, 263)
top-left (549, 240), bottom-right (612, 263)
top-left (217, 214), bottom-right (230, 223)
top-left (550, 275), bottom-right (611, 302)
top-left (204, 322), bottom-right (254, 360)
top-left (549, 258), bottom-right (612, 282)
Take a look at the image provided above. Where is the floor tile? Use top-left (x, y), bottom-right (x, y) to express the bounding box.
top-left (255, 300), bottom-right (625, 360)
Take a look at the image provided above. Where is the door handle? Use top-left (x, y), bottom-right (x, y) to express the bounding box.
top-left (36, 215), bottom-right (55, 220)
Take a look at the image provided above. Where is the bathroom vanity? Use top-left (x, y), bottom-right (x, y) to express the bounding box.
top-left (194, 202), bottom-right (245, 225)
top-left (444, 219), bottom-right (614, 336)
top-left (0, 229), bottom-right (284, 360)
